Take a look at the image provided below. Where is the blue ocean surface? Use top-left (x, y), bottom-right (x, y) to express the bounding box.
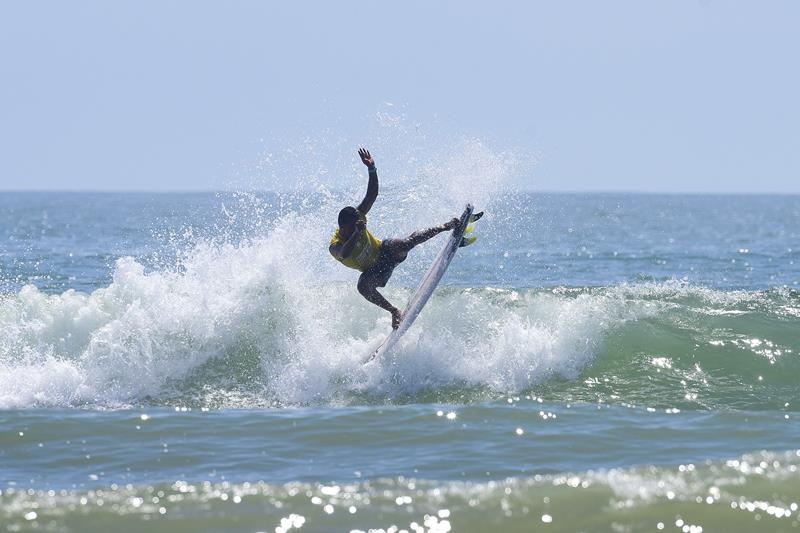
top-left (1, 186), bottom-right (799, 532)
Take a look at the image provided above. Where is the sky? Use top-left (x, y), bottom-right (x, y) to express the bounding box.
top-left (1, 1), bottom-right (798, 193)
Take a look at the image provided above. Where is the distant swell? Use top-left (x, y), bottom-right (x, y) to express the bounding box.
top-left (3, 449), bottom-right (800, 531)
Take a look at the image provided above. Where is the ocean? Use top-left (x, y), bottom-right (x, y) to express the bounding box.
top-left (1, 186), bottom-right (799, 532)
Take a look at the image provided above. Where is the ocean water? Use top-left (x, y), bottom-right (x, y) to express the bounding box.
top-left (1, 184), bottom-right (799, 532)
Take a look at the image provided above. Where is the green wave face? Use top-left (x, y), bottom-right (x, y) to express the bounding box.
top-left (531, 285), bottom-right (800, 411)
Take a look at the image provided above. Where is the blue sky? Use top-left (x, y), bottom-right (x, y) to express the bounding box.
top-left (1, 1), bottom-right (798, 192)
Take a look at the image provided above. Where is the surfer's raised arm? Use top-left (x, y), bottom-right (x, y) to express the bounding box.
top-left (356, 148), bottom-right (378, 215)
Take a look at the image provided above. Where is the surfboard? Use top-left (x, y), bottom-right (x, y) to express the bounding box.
top-left (364, 203), bottom-right (481, 363)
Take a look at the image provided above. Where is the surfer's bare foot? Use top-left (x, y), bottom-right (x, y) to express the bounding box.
top-left (445, 217), bottom-right (460, 230)
top-left (391, 308), bottom-right (402, 329)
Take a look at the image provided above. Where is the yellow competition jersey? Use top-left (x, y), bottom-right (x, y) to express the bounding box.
top-left (330, 212), bottom-right (382, 271)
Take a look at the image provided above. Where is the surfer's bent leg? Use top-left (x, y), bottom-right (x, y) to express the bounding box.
top-left (358, 273), bottom-right (402, 329)
top-left (387, 217), bottom-right (460, 255)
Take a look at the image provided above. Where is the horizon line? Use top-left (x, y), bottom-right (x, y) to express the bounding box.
top-left (1, 188), bottom-right (799, 196)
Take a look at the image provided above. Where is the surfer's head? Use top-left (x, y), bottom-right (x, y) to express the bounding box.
top-left (338, 206), bottom-right (359, 231)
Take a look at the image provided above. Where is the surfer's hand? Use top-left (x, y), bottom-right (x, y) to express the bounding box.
top-left (445, 217), bottom-right (460, 230)
top-left (358, 148), bottom-right (375, 168)
top-left (391, 308), bottom-right (402, 329)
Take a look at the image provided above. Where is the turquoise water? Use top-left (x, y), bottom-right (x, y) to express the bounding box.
top-left (1, 188), bottom-right (799, 532)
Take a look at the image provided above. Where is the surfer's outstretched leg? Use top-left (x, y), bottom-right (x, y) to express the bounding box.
top-left (385, 217), bottom-right (460, 255)
top-left (358, 273), bottom-right (402, 329)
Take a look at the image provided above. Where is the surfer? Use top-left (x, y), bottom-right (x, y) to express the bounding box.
top-left (330, 148), bottom-right (459, 329)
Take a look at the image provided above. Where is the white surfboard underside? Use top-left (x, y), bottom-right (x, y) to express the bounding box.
top-left (367, 203), bottom-right (474, 362)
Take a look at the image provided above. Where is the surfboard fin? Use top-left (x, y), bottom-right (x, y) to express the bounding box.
top-left (459, 235), bottom-right (478, 247)
top-left (459, 210), bottom-right (481, 246)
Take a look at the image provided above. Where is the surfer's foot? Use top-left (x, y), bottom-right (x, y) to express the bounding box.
top-left (391, 308), bottom-right (402, 329)
top-left (445, 217), bottom-right (460, 230)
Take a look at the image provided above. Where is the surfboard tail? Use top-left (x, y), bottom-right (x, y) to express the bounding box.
top-left (468, 211), bottom-right (484, 224)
